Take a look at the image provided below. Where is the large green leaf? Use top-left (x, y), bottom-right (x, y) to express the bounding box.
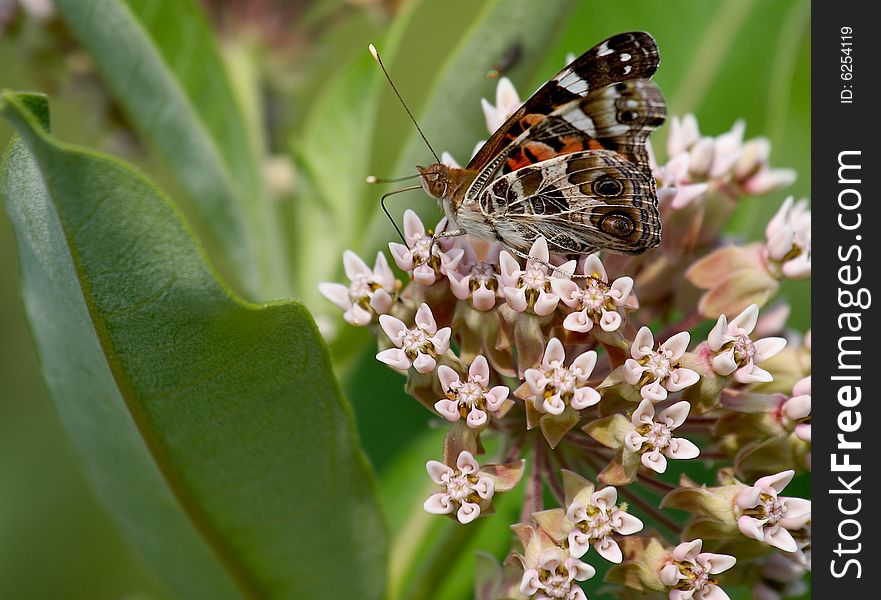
top-left (53, 0), bottom-right (287, 299)
top-left (0, 92), bottom-right (386, 600)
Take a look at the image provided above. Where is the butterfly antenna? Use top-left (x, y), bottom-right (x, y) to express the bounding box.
top-left (366, 173), bottom-right (422, 184)
top-left (369, 43), bottom-right (441, 164)
top-left (380, 185), bottom-right (422, 243)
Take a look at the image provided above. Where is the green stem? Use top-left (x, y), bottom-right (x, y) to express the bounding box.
top-left (399, 519), bottom-right (488, 600)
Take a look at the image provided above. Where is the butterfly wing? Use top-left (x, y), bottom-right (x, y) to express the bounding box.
top-left (498, 79), bottom-right (666, 176)
top-left (465, 79), bottom-right (666, 199)
top-left (477, 150), bottom-right (661, 255)
top-left (467, 31), bottom-right (660, 171)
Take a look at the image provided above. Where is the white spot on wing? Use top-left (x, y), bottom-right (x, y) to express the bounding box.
top-left (623, 65), bottom-right (632, 75)
top-left (555, 69), bottom-right (589, 94)
top-left (596, 42), bottom-right (614, 57)
top-left (620, 52), bottom-right (632, 62)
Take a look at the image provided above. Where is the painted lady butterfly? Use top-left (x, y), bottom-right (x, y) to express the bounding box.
top-left (416, 31), bottom-right (667, 258)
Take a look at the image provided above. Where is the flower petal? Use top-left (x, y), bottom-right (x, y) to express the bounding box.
top-left (434, 399), bottom-right (461, 422)
top-left (426, 460), bottom-right (453, 484)
top-left (641, 449), bottom-right (668, 473)
top-left (376, 348), bottom-right (410, 372)
top-left (665, 367), bottom-right (700, 392)
top-left (564, 310), bottom-right (595, 333)
top-left (378, 314), bottom-right (407, 345)
top-left (412, 353), bottom-right (437, 374)
top-left (415, 303), bottom-right (437, 332)
top-left (666, 437), bottom-right (700, 460)
top-left (595, 538), bottom-right (623, 563)
top-left (658, 401), bottom-right (691, 428)
top-left (754, 336), bottom-right (787, 362)
top-left (437, 365), bottom-right (461, 392)
top-left (456, 501), bottom-right (481, 523)
top-left (542, 338), bottom-right (566, 368)
top-left (631, 326), bottom-right (655, 359)
top-left (423, 492), bottom-right (453, 514)
top-left (661, 331), bottom-right (691, 359)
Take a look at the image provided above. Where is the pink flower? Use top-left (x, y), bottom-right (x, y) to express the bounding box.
top-left (655, 114), bottom-right (795, 209)
top-left (660, 539), bottom-right (736, 600)
top-left (435, 355), bottom-right (510, 428)
top-left (481, 76), bottom-right (521, 134)
top-left (376, 303), bottom-right (451, 374)
top-left (623, 327), bottom-right (699, 402)
top-left (783, 376), bottom-right (811, 443)
top-left (523, 338), bottom-right (600, 415)
top-left (624, 399), bottom-right (699, 473)
top-left (565, 485), bottom-right (644, 563)
top-left (765, 196), bottom-right (811, 279)
top-left (319, 250), bottom-right (397, 326)
top-left (500, 237), bottom-right (574, 316)
top-left (708, 304), bottom-right (787, 383)
top-left (424, 451), bottom-right (494, 524)
top-left (519, 547), bottom-right (594, 600)
top-left (735, 470), bottom-right (811, 552)
top-left (388, 210), bottom-right (463, 286)
top-left (552, 254), bottom-right (634, 333)
top-left (447, 241), bottom-right (503, 311)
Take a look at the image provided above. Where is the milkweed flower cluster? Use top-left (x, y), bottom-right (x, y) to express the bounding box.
top-left (320, 75), bottom-right (811, 599)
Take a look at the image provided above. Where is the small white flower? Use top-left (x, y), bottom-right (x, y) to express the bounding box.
top-left (565, 485), bottom-right (644, 563)
top-left (552, 254), bottom-right (634, 333)
top-left (388, 210), bottom-right (464, 286)
top-left (319, 250), bottom-right (397, 326)
top-left (783, 376), bottom-right (811, 443)
top-left (656, 114), bottom-right (795, 209)
top-left (423, 451), bottom-right (494, 524)
top-left (708, 304), bottom-right (787, 383)
top-left (435, 355), bottom-right (510, 428)
top-left (500, 237), bottom-right (575, 316)
top-left (736, 470), bottom-right (811, 552)
top-left (524, 338), bottom-right (600, 416)
top-left (519, 547), bottom-right (594, 600)
top-left (376, 303), bottom-right (451, 374)
top-left (659, 539), bottom-right (736, 600)
top-left (765, 196), bottom-right (811, 279)
top-left (624, 399), bottom-right (700, 473)
top-left (481, 76), bottom-right (522, 134)
top-left (623, 327), bottom-right (699, 402)
top-left (447, 241), bottom-right (503, 311)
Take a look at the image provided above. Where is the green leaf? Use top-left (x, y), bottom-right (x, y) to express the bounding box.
top-left (363, 0), bottom-right (577, 251)
top-left (0, 91), bottom-right (386, 600)
top-left (52, 0), bottom-right (288, 299)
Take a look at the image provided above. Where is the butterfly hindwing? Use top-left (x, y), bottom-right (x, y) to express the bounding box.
top-left (477, 150), bottom-right (661, 255)
top-left (467, 31), bottom-right (660, 171)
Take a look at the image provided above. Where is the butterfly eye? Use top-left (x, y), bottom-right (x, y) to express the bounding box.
top-left (618, 110), bottom-right (639, 123)
top-left (600, 212), bottom-right (635, 237)
top-left (593, 176), bottom-right (624, 197)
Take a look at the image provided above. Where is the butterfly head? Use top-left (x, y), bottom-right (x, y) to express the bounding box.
top-left (416, 163), bottom-right (451, 199)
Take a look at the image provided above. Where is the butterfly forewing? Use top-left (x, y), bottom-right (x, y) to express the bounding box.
top-left (477, 150), bottom-right (661, 255)
top-left (467, 31), bottom-right (660, 171)
top-left (471, 79), bottom-right (666, 185)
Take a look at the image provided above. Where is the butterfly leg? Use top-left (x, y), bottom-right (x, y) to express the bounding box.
top-left (429, 228), bottom-right (466, 255)
top-left (504, 245), bottom-right (585, 278)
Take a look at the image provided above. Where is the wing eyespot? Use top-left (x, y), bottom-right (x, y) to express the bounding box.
top-left (619, 110), bottom-right (639, 123)
top-left (600, 212), bottom-right (636, 237)
top-left (593, 176), bottom-right (624, 197)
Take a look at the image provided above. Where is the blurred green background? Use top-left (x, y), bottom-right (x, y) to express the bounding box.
top-left (1, 0), bottom-right (809, 598)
